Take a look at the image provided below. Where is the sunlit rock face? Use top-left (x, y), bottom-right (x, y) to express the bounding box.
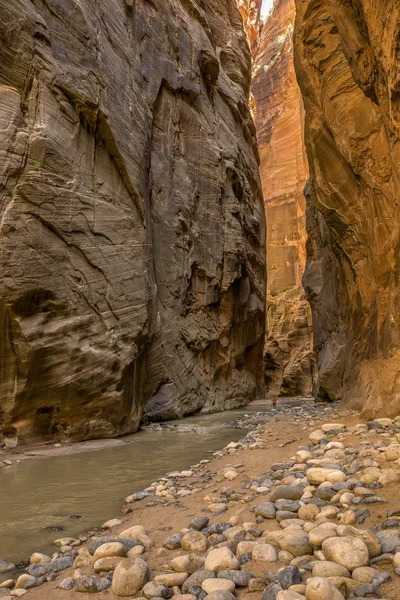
top-left (0, 0), bottom-right (265, 442)
top-left (237, 0), bottom-right (263, 55)
top-left (294, 0), bottom-right (400, 416)
top-left (252, 0), bottom-right (313, 396)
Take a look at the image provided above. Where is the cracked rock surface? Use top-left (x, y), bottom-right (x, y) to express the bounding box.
top-left (0, 0), bottom-right (265, 442)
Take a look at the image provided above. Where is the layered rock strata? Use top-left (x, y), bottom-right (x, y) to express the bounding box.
top-left (294, 0), bottom-right (400, 415)
top-left (252, 0), bottom-right (312, 396)
top-left (0, 0), bottom-right (265, 442)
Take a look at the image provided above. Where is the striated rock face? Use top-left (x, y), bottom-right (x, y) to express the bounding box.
top-left (252, 0), bottom-right (312, 396)
top-left (294, 0), bottom-right (400, 415)
top-left (0, 0), bottom-right (265, 442)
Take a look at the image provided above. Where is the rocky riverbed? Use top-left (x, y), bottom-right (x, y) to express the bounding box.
top-left (3, 401), bottom-right (400, 599)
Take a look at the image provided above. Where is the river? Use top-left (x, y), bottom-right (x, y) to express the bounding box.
top-left (0, 403), bottom-right (270, 567)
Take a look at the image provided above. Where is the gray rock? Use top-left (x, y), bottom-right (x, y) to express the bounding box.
top-left (270, 486), bottom-right (304, 502)
top-left (163, 533), bottom-right (183, 550)
top-left (353, 583), bottom-right (377, 597)
top-left (205, 523), bottom-right (232, 536)
top-left (190, 586), bottom-right (207, 600)
top-left (28, 556), bottom-right (74, 577)
top-left (362, 496), bottom-right (389, 504)
top-left (238, 553), bottom-right (252, 565)
top-left (275, 500), bottom-right (301, 512)
top-left (190, 517), bottom-right (210, 531)
top-left (57, 578), bottom-right (76, 590)
top-left (376, 531), bottom-right (400, 554)
top-left (26, 576), bottom-right (46, 589)
top-left (255, 502), bottom-right (276, 519)
top-left (315, 487), bottom-right (336, 501)
top-left (262, 582), bottom-right (283, 600)
top-left (372, 571), bottom-right (391, 587)
top-left (182, 571), bottom-right (215, 593)
top-left (276, 566), bottom-right (302, 589)
top-left (217, 570), bottom-right (254, 586)
top-left (75, 575), bottom-right (111, 593)
top-left (0, 560), bottom-right (15, 573)
top-left (383, 519), bottom-right (400, 529)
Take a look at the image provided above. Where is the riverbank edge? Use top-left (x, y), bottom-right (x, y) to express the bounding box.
top-left (0, 398), bottom-right (316, 467)
top-left (11, 400), bottom-right (365, 600)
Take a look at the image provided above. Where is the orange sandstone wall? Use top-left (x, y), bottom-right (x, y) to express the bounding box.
top-left (252, 0), bottom-right (313, 396)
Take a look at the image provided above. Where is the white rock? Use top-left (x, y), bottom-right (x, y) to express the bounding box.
top-left (321, 423), bottom-right (345, 433)
top-left (322, 536), bottom-right (369, 571)
top-left (252, 544), bottom-right (278, 562)
top-left (102, 518), bottom-right (122, 529)
top-left (202, 579), bottom-right (235, 594)
top-left (204, 548), bottom-right (239, 571)
top-left (30, 552), bottom-right (51, 564)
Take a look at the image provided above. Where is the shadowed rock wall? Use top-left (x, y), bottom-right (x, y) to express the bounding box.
top-left (252, 0), bottom-right (312, 396)
top-left (0, 0), bottom-right (265, 442)
top-left (294, 0), bottom-right (400, 416)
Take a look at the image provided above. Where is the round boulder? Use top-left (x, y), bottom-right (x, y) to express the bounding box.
top-left (111, 556), bottom-right (149, 597)
top-left (321, 536), bottom-right (369, 571)
top-left (204, 548), bottom-right (239, 572)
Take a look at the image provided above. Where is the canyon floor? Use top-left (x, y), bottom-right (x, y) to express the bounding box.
top-left (2, 401), bottom-right (400, 600)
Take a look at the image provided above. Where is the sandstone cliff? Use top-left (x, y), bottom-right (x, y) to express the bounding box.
top-left (0, 0), bottom-right (265, 442)
top-left (252, 0), bottom-right (312, 396)
top-left (294, 0), bottom-right (400, 415)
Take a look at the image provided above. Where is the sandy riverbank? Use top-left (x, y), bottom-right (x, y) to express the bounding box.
top-left (4, 400), bottom-right (400, 600)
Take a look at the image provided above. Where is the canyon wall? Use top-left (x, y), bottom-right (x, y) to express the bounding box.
top-left (0, 0), bottom-right (265, 443)
top-left (294, 0), bottom-right (400, 416)
top-left (252, 0), bottom-right (312, 396)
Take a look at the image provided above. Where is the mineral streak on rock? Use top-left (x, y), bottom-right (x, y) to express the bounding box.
top-left (294, 0), bottom-right (400, 415)
top-left (0, 0), bottom-right (265, 441)
top-left (252, 0), bottom-right (312, 396)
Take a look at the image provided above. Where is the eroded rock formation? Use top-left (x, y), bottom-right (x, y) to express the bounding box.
top-left (252, 0), bottom-right (312, 396)
top-left (0, 0), bottom-right (265, 442)
top-left (294, 0), bottom-right (400, 415)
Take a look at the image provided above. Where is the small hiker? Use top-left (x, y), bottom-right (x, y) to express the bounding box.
top-left (272, 397), bottom-right (277, 409)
